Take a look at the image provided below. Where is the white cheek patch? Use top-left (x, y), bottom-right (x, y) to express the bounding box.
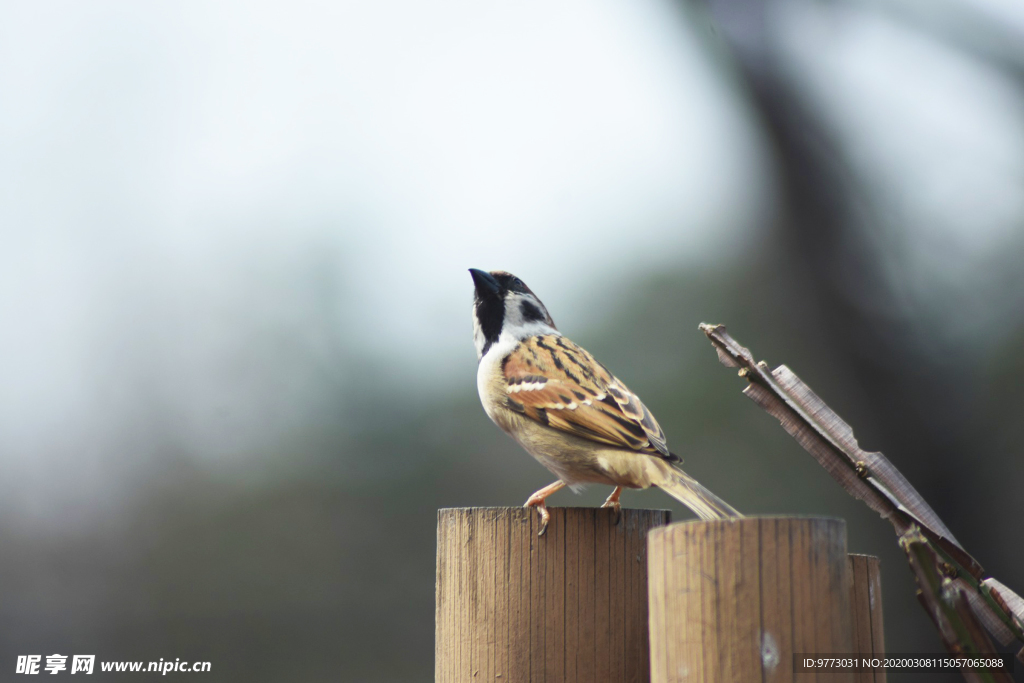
top-left (500, 293), bottom-right (557, 339)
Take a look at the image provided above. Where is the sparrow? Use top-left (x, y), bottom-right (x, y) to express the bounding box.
top-left (470, 268), bottom-right (741, 535)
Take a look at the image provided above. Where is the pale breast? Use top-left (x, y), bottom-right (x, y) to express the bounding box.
top-left (476, 336), bottom-right (517, 431)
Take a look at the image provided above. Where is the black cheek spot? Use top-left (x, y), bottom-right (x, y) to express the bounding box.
top-left (520, 300), bottom-right (546, 323)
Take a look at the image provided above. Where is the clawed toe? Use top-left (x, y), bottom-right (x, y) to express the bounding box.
top-left (536, 507), bottom-right (550, 536)
top-left (524, 499), bottom-right (551, 536)
top-left (601, 486), bottom-right (623, 525)
top-left (601, 500), bottom-right (622, 525)
top-left (524, 480), bottom-right (565, 537)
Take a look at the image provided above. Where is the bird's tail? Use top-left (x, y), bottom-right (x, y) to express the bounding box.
top-left (652, 461), bottom-right (742, 520)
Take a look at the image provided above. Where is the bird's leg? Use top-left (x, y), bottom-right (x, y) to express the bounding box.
top-left (524, 480), bottom-right (566, 536)
top-left (601, 486), bottom-right (623, 525)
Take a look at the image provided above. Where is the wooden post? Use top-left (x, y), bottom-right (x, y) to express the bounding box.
top-left (848, 554), bottom-right (885, 683)
top-left (647, 517), bottom-right (884, 683)
top-left (436, 506), bottom-right (670, 683)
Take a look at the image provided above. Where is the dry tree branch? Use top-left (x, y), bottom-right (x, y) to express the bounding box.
top-left (699, 323), bottom-right (1024, 671)
top-left (902, 528), bottom-right (1013, 683)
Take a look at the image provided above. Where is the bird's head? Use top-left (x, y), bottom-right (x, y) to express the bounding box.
top-left (470, 269), bottom-right (557, 359)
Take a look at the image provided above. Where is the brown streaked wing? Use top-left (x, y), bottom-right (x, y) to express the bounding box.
top-left (604, 377), bottom-right (670, 456)
top-left (501, 335), bottom-right (670, 456)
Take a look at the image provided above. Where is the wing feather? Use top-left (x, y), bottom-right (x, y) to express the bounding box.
top-left (502, 335), bottom-right (671, 457)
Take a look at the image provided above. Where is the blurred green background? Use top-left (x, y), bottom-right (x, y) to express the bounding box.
top-left (2, 1), bottom-right (1023, 681)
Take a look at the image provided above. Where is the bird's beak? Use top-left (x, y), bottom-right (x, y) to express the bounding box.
top-left (469, 268), bottom-right (500, 297)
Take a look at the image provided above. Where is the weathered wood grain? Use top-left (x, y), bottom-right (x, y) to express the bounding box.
top-left (436, 506), bottom-right (669, 682)
top-left (648, 517), bottom-right (861, 683)
top-left (848, 554), bottom-right (885, 683)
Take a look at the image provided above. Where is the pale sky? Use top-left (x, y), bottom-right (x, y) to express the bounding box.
top-left (0, 0), bottom-right (769, 520)
top-left (0, 0), bottom-right (768, 377)
top-left (2, 0), bottom-right (1021, 521)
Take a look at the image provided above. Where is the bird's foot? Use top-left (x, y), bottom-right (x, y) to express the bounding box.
top-left (524, 480), bottom-right (566, 537)
top-left (525, 499), bottom-right (551, 536)
top-left (523, 493), bottom-right (551, 536)
top-left (601, 486), bottom-right (623, 525)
